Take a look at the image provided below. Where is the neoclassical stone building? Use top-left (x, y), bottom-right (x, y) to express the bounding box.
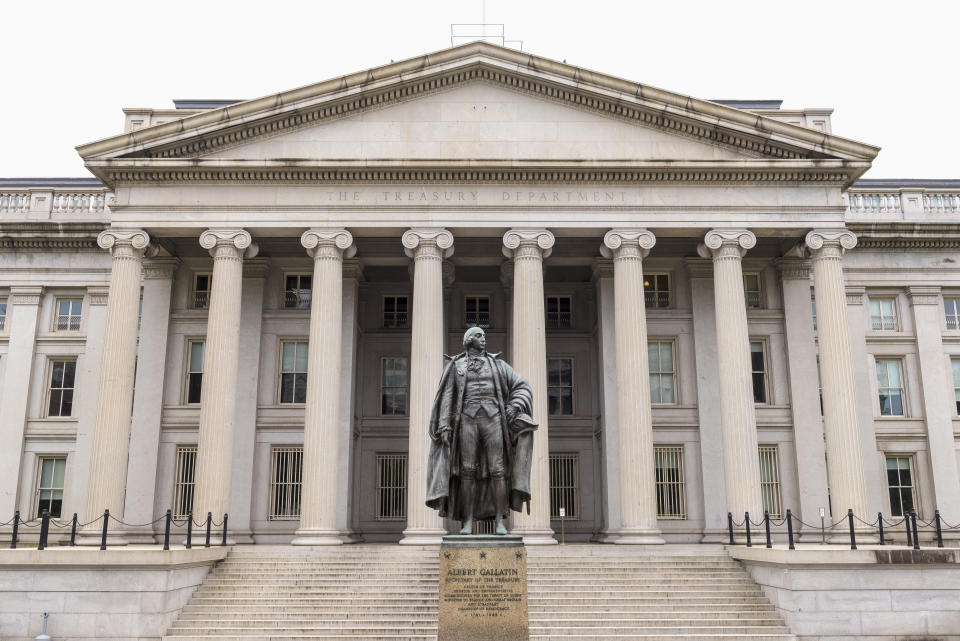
top-left (1, 42), bottom-right (958, 545)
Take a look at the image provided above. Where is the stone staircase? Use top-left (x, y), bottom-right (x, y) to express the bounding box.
top-left (163, 544), bottom-right (795, 641)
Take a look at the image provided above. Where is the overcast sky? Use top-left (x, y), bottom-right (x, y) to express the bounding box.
top-left (1, 0), bottom-right (955, 179)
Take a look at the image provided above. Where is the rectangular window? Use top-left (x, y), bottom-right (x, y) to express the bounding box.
top-left (381, 357), bottom-right (408, 415)
top-left (35, 457), bottom-right (66, 518)
top-left (655, 446), bottom-right (686, 519)
top-left (186, 341), bottom-right (205, 404)
top-left (54, 298), bottom-right (82, 331)
top-left (876, 358), bottom-right (904, 416)
top-left (546, 296), bottom-right (572, 329)
top-left (952, 359), bottom-right (960, 415)
top-left (47, 359), bottom-right (76, 417)
top-left (644, 273), bottom-right (671, 308)
top-left (886, 455), bottom-right (915, 517)
top-left (945, 298), bottom-right (960, 330)
top-left (383, 295), bottom-right (409, 328)
top-left (870, 297), bottom-right (898, 331)
top-left (279, 341), bottom-right (308, 404)
top-left (743, 273), bottom-right (762, 308)
top-left (192, 273), bottom-right (211, 309)
top-left (376, 454), bottom-right (407, 520)
top-left (269, 447), bottom-right (303, 520)
top-left (750, 341), bottom-right (768, 404)
top-left (547, 358), bottom-right (573, 415)
top-left (758, 446), bottom-right (783, 519)
top-left (464, 296), bottom-right (490, 328)
top-left (173, 446), bottom-right (197, 519)
top-left (0, 298), bottom-right (6, 330)
top-left (649, 341), bottom-right (676, 404)
top-left (549, 454), bottom-right (579, 520)
top-left (283, 273), bottom-right (312, 309)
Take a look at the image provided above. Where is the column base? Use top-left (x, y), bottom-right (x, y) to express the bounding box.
top-left (613, 528), bottom-right (665, 545)
top-left (511, 527), bottom-right (557, 545)
top-left (700, 528), bottom-right (731, 544)
top-left (291, 528), bottom-right (343, 546)
top-left (399, 527), bottom-right (446, 545)
top-left (593, 529), bottom-right (621, 544)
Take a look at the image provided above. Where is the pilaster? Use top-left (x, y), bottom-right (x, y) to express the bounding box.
top-left (591, 259), bottom-right (621, 541)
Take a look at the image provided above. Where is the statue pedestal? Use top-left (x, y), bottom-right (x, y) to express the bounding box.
top-left (438, 534), bottom-right (529, 641)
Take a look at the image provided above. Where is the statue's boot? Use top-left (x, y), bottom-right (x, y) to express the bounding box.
top-left (459, 477), bottom-right (475, 535)
top-left (493, 477), bottom-right (509, 535)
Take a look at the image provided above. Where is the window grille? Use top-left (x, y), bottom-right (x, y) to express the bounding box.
top-left (284, 273), bottom-right (312, 309)
top-left (36, 457), bottom-right (66, 518)
top-left (876, 358), bottom-right (904, 416)
top-left (376, 454), bottom-right (407, 520)
top-left (549, 454), bottom-right (579, 520)
top-left (758, 446), bottom-right (783, 518)
top-left (55, 298), bottom-right (82, 331)
top-left (383, 295), bottom-right (409, 328)
top-left (648, 341), bottom-right (676, 404)
top-left (870, 297), bottom-right (898, 331)
top-left (269, 447), bottom-right (303, 520)
top-left (547, 358), bottom-right (573, 415)
top-left (465, 296), bottom-right (490, 328)
top-left (644, 274), bottom-right (670, 308)
top-left (186, 341), bottom-right (205, 404)
top-left (47, 360), bottom-right (76, 417)
top-left (546, 296), bottom-right (572, 329)
top-left (886, 455), bottom-right (915, 517)
top-left (173, 446), bottom-right (197, 519)
top-left (279, 341), bottom-right (308, 404)
top-left (0, 298), bottom-right (6, 330)
top-left (750, 341), bottom-right (768, 404)
top-left (743, 273), bottom-right (762, 308)
top-left (944, 298), bottom-right (960, 330)
top-left (952, 359), bottom-right (960, 415)
top-left (381, 357), bottom-right (408, 415)
top-left (654, 446), bottom-right (685, 519)
top-left (192, 273), bottom-right (211, 309)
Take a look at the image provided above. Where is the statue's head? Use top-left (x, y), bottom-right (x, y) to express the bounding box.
top-left (463, 326), bottom-right (486, 351)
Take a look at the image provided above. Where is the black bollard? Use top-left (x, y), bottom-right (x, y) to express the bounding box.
top-left (70, 513), bottom-right (78, 546)
top-left (163, 510), bottom-right (172, 551)
top-left (764, 510), bottom-right (772, 549)
top-left (935, 510), bottom-right (943, 548)
top-left (38, 511), bottom-right (50, 551)
top-left (847, 509), bottom-right (856, 550)
top-left (204, 512), bottom-right (212, 548)
top-left (905, 512), bottom-right (913, 548)
top-left (786, 509), bottom-right (795, 550)
top-left (745, 512), bottom-right (752, 548)
top-left (185, 511), bottom-right (193, 550)
top-left (878, 513), bottom-right (884, 546)
top-left (727, 512), bottom-right (734, 545)
top-left (100, 509), bottom-right (109, 550)
top-left (911, 510), bottom-right (920, 550)
top-left (221, 514), bottom-right (228, 547)
top-left (10, 511), bottom-right (19, 549)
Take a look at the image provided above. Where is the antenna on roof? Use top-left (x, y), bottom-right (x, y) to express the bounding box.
top-left (451, 1), bottom-right (522, 49)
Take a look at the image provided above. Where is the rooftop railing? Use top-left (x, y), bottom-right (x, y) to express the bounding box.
top-left (0, 187), bottom-right (111, 217)
top-left (846, 186), bottom-right (960, 221)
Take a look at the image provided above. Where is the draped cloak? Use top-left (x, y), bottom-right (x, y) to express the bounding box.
top-left (425, 351), bottom-right (537, 522)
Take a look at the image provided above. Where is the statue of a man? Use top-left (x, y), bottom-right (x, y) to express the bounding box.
top-left (426, 327), bottom-right (537, 535)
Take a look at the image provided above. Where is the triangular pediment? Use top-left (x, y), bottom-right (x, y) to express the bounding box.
top-left (78, 42), bottom-right (878, 185)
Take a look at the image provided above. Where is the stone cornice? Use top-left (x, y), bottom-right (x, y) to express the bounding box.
top-left (907, 286), bottom-right (941, 306)
top-left (87, 286), bottom-right (110, 306)
top-left (846, 286), bottom-right (866, 306)
top-left (776, 258), bottom-right (812, 281)
top-left (242, 258), bottom-right (270, 279)
top-left (684, 257), bottom-right (714, 279)
top-left (144, 258), bottom-right (180, 280)
top-left (9, 286), bottom-right (43, 306)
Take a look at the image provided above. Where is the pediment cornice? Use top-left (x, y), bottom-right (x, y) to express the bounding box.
top-left (77, 42), bottom-right (878, 186)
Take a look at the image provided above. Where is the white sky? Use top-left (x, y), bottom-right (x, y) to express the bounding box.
top-left (1, 0), bottom-right (956, 179)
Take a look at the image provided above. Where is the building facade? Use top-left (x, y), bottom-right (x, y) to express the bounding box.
top-left (1, 42), bottom-right (959, 544)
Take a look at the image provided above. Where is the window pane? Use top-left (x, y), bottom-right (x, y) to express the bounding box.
top-left (61, 390), bottom-right (73, 416)
top-left (190, 342), bottom-right (205, 372)
top-left (660, 375), bottom-right (675, 403)
top-left (548, 388), bottom-right (562, 415)
top-left (294, 373), bottom-right (308, 404)
top-left (752, 373), bottom-right (766, 404)
top-left (52, 459), bottom-right (66, 487)
top-left (876, 360), bottom-right (890, 387)
top-left (282, 342), bottom-right (295, 372)
top-left (40, 459), bottom-right (54, 486)
top-left (750, 343), bottom-right (764, 370)
top-left (51, 361), bottom-right (65, 388)
top-left (48, 390), bottom-right (63, 416)
top-left (280, 373), bottom-right (294, 403)
top-left (295, 343), bottom-right (308, 372)
top-left (62, 362), bottom-right (76, 388)
top-left (889, 488), bottom-right (903, 517)
top-left (188, 373), bottom-right (203, 404)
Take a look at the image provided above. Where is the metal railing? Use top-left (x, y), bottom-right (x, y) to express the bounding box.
top-left (192, 291), bottom-right (210, 309)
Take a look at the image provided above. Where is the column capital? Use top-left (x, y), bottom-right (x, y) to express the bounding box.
top-left (200, 228), bottom-right (258, 259)
top-left (402, 228), bottom-right (454, 259)
top-left (805, 229), bottom-right (858, 256)
top-left (143, 258), bottom-right (180, 280)
top-left (502, 228), bottom-right (555, 259)
top-left (600, 229), bottom-right (656, 259)
top-left (301, 228), bottom-right (356, 259)
top-left (87, 286), bottom-right (110, 306)
top-left (776, 258), bottom-right (812, 281)
top-left (697, 229), bottom-right (756, 259)
top-left (9, 286), bottom-right (43, 305)
top-left (97, 229), bottom-right (151, 257)
top-left (907, 286), bottom-right (942, 305)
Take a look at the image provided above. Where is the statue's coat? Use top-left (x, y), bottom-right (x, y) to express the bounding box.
top-left (425, 352), bottom-right (537, 521)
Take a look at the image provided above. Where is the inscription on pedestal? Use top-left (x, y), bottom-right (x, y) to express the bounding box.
top-left (438, 535), bottom-right (528, 641)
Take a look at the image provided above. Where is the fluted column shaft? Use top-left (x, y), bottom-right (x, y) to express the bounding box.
top-left (294, 229), bottom-right (354, 545)
top-left (602, 230), bottom-right (664, 544)
top-left (194, 229), bottom-right (255, 523)
top-left (503, 229), bottom-right (556, 544)
top-left (83, 230), bottom-right (150, 536)
top-left (401, 229), bottom-right (453, 544)
top-left (806, 229), bottom-right (869, 521)
top-left (699, 230), bottom-right (763, 518)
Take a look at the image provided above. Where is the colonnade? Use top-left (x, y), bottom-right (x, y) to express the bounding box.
top-left (80, 225), bottom-right (869, 544)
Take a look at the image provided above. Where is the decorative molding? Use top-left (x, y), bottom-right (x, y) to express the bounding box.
top-left (502, 229), bottom-right (555, 259)
top-left (697, 229), bottom-right (756, 258)
top-left (87, 286), bottom-right (110, 306)
top-left (684, 257), bottom-right (714, 280)
top-left (200, 228), bottom-right (258, 259)
top-left (846, 286), bottom-right (866, 306)
top-left (591, 259), bottom-right (614, 281)
top-left (0, 238), bottom-right (99, 251)
top-left (776, 258), bottom-right (812, 281)
top-left (341, 258), bottom-right (365, 281)
top-left (805, 229), bottom-right (858, 253)
top-left (8, 286), bottom-right (43, 306)
top-left (856, 238), bottom-right (960, 250)
top-left (242, 258), bottom-right (270, 279)
top-left (401, 228), bottom-right (454, 259)
top-left (143, 258), bottom-right (180, 280)
top-left (97, 228), bottom-right (150, 256)
top-left (301, 228), bottom-right (356, 259)
top-left (907, 286), bottom-right (941, 306)
top-left (600, 228), bottom-right (656, 259)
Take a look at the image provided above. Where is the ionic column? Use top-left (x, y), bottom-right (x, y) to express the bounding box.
top-left (697, 229), bottom-right (763, 519)
top-left (592, 260), bottom-right (622, 540)
top-left (601, 230), bottom-right (664, 544)
top-left (193, 229), bottom-right (257, 524)
top-left (502, 229), bottom-right (556, 545)
top-left (805, 230), bottom-right (869, 523)
top-left (400, 228), bottom-right (454, 545)
top-left (83, 229), bottom-right (151, 540)
top-left (294, 229), bottom-right (355, 545)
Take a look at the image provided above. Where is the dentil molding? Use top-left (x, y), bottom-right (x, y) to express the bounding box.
top-left (600, 228), bottom-right (656, 259)
top-left (401, 228), bottom-right (454, 259)
top-left (301, 228), bottom-right (357, 259)
top-left (502, 229), bottom-right (555, 259)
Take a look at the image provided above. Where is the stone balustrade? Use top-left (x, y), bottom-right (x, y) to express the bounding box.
top-left (846, 182), bottom-right (960, 221)
top-left (0, 186), bottom-right (111, 216)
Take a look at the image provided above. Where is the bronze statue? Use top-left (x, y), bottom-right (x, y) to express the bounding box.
top-left (426, 327), bottom-right (537, 535)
